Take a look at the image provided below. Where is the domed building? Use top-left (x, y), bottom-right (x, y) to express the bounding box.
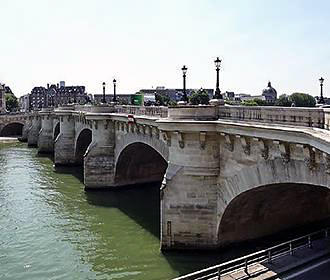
top-left (262, 81), bottom-right (277, 103)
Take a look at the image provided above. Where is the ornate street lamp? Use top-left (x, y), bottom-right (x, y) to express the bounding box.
top-left (319, 77), bottom-right (325, 104)
top-left (213, 57), bottom-right (223, 99)
top-left (113, 79), bottom-right (117, 103)
top-left (102, 82), bottom-right (106, 103)
top-left (181, 65), bottom-right (188, 102)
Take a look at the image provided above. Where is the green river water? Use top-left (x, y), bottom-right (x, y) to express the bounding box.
top-left (0, 141), bottom-right (235, 280)
top-left (0, 141), bottom-right (327, 279)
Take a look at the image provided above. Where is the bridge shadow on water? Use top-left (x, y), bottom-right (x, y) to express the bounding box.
top-left (53, 165), bottom-right (84, 184)
top-left (82, 181), bottom-right (330, 277)
top-left (84, 182), bottom-right (161, 238)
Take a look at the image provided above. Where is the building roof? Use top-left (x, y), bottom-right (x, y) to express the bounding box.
top-left (262, 81), bottom-right (277, 97)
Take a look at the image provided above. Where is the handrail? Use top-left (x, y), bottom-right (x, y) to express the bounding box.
top-left (173, 228), bottom-right (330, 280)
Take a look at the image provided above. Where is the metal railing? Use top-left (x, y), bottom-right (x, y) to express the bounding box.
top-left (173, 228), bottom-right (330, 280)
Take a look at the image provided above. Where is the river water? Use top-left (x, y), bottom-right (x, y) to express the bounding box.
top-left (0, 141), bottom-right (235, 280)
top-left (2, 141), bottom-right (323, 280)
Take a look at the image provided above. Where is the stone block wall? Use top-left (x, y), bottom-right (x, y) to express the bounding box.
top-left (54, 114), bottom-right (76, 165)
top-left (27, 115), bottom-right (41, 146)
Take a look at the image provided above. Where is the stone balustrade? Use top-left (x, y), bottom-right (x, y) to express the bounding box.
top-left (324, 109), bottom-right (330, 130)
top-left (168, 105), bottom-right (218, 120)
top-left (116, 105), bottom-right (168, 118)
top-left (218, 106), bottom-right (325, 128)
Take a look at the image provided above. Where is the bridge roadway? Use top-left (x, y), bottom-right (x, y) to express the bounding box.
top-left (0, 104), bottom-right (329, 251)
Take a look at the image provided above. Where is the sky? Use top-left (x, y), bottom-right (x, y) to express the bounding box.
top-left (0, 0), bottom-right (329, 97)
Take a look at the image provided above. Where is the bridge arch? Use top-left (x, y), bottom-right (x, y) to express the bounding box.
top-left (0, 122), bottom-right (24, 137)
top-left (115, 142), bottom-right (168, 186)
top-left (75, 128), bottom-right (92, 165)
top-left (217, 159), bottom-right (329, 246)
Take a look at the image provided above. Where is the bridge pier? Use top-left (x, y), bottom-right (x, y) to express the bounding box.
top-left (84, 118), bottom-right (115, 188)
top-left (20, 117), bottom-right (30, 142)
top-left (27, 114), bottom-right (41, 147)
top-left (38, 109), bottom-right (54, 153)
top-left (54, 111), bottom-right (76, 165)
top-left (159, 129), bottom-right (220, 250)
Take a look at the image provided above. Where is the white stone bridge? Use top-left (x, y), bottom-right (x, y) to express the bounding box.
top-left (4, 105), bottom-right (330, 250)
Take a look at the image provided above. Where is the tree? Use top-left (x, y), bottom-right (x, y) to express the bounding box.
top-left (289, 92), bottom-right (316, 107)
top-left (155, 93), bottom-right (170, 106)
top-left (275, 94), bottom-right (292, 107)
top-left (189, 89), bottom-right (210, 105)
top-left (252, 98), bottom-right (269, 106)
top-left (241, 100), bottom-right (258, 106)
top-left (6, 94), bottom-right (18, 112)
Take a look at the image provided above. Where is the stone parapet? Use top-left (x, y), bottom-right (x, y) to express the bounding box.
top-left (219, 106), bottom-right (325, 128)
top-left (168, 105), bottom-right (218, 120)
top-left (116, 105), bottom-right (168, 118)
top-left (90, 104), bottom-right (116, 113)
top-left (324, 108), bottom-right (330, 130)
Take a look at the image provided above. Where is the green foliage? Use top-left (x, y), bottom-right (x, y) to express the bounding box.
top-left (275, 94), bottom-right (292, 107)
top-left (253, 98), bottom-right (269, 106)
top-left (289, 92), bottom-right (316, 107)
top-left (168, 100), bottom-right (177, 106)
top-left (224, 100), bottom-right (238, 105)
top-left (241, 100), bottom-right (259, 106)
top-left (189, 89), bottom-right (210, 105)
top-left (155, 94), bottom-right (170, 106)
top-left (5, 94), bottom-right (18, 112)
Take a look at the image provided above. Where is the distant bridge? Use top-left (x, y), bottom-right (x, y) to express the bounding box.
top-left (3, 104), bottom-right (330, 250)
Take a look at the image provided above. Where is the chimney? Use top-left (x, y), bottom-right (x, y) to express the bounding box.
top-left (47, 83), bottom-right (49, 89)
top-left (57, 83), bottom-right (59, 89)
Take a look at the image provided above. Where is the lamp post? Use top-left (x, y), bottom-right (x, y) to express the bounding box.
top-left (214, 57), bottom-right (222, 99)
top-left (113, 79), bottom-right (117, 103)
top-left (102, 82), bottom-right (106, 103)
top-left (181, 65), bottom-right (188, 102)
top-left (319, 77), bottom-right (325, 104)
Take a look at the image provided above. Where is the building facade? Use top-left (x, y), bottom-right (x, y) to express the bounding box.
top-left (0, 83), bottom-right (14, 113)
top-left (29, 82), bottom-right (88, 110)
top-left (19, 94), bottom-right (30, 112)
top-left (0, 84), bottom-right (6, 113)
top-left (93, 94), bottom-right (131, 104)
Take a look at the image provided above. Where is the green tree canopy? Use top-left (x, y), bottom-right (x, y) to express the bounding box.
top-left (189, 89), bottom-right (210, 105)
top-left (275, 94), bottom-right (292, 107)
top-left (289, 92), bottom-right (316, 107)
top-left (155, 93), bottom-right (170, 106)
top-left (241, 99), bottom-right (259, 106)
top-left (5, 94), bottom-right (18, 112)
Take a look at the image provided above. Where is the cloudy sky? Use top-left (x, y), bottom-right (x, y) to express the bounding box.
top-left (1, 0), bottom-right (329, 97)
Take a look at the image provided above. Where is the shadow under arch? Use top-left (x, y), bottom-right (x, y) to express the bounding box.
top-left (218, 183), bottom-right (330, 246)
top-left (0, 122), bottom-right (24, 137)
top-left (85, 142), bottom-right (168, 238)
top-left (115, 142), bottom-right (168, 186)
top-left (75, 128), bottom-right (92, 165)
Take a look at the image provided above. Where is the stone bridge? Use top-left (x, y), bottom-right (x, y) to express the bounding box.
top-left (5, 105), bottom-right (330, 250)
top-left (0, 113), bottom-right (28, 137)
